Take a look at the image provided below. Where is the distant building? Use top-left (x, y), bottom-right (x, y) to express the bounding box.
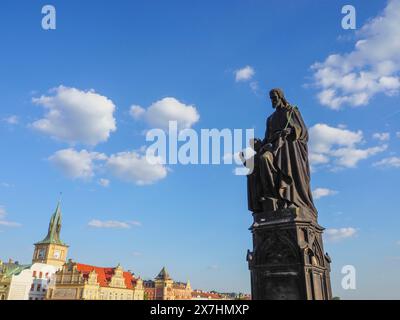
top-left (46, 260), bottom-right (144, 300)
top-left (191, 290), bottom-right (251, 300)
top-left (191, 289), bottom-right (227, 300)
top-left (143, 267), bottom-right (192, 300)
top-left (0, 259), bottom-right (30, 300)
top-left (0, 202), bottom-right (66, 300)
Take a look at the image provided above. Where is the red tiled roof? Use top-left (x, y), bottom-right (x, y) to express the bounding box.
top-left (76, 263), bottom-right (134, 289)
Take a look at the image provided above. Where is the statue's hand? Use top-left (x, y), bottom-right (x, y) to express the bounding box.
top-left (259, 143), bottom-right (273, 154)
top-left (281, 128), bottom-right (292, 137)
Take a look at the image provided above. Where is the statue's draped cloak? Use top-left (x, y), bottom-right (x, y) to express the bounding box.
top-left (262, 106), bottom-right (316, 213)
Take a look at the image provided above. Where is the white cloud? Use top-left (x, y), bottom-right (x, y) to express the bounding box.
top-left (308, 153), bottom-right (330, 165)
top-left (1, 182), bottom-right (11, 188)
top-left (311, 0), bottom-right (400, 109)
top-left (49, 148), bottom-right (107, 180)
top-left (309, 124), bottom-right (363, 153)
top-left (373, 156), bottom-right (400, 168)
top-left (32, 86), bottom-right (116, 145)
top-left (98, 178), bottom-right (110, 187)
top-left (49, 148), bottom-right (168, 185)
top-left (0, 206), bottom-right (21, 227)
top-left (3, 115), bottom-right (19, 125)
top-left (330, 145), bottom-right (388, 168)
top-left (88, 219), bottom-right (141, 229)
top-left (396, 132), bottom-right (400, 138)
top-left (325, 227), bottom-right (357, 242)
top-left (373, 132), bottom-right (390, 141)
top-left (309, 123), bottom-right (387, 169)
top-left (107, 151), bottom-right (168, 185)
top-left (312, 188), bottom-right (338, 199)
top-left (128, 220), bottom-right (142, 227)
top-left (130, 97), bottom-right (199, 131)
top-left (235, 66), bottom-right (255, 82)
top-left (88, 220), bottom-right (131, 229)
top-left (129, 105), bottom-right (146, 119)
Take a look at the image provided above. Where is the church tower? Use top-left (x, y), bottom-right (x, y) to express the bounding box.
top-left (154, 267), bottom-right (173, 300)
top-left (32, 202), bottom-right (69, 268)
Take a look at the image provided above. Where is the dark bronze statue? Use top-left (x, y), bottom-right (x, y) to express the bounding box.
top-left (243, 88), bottom-right (316, 214)
top-left (245, 89), bottom-right (332, 300)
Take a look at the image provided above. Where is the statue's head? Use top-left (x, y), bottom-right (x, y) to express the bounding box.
top-left (269, 88), bottom-right (288, 109)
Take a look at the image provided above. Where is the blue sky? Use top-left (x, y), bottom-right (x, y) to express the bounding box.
top-left (1, 0), bottom-right (400, 299)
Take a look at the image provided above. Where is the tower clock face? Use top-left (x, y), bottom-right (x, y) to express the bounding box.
top-left (53, 250), bottom-right (61, 259)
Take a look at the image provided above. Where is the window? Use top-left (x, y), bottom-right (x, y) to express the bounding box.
top-left (31, 284), bottom-right (34, 291)
top-left (39, 272), bottom-right (43, 278)
top-left (33, 271), bottom-right (37, 278)
top-left (37, 284), bottom-right (41, 292)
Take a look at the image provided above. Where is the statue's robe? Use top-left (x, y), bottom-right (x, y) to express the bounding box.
top-left (260, 105), bottom-right (316, 213)
top-left (243, 153), bottom-right (263, 213)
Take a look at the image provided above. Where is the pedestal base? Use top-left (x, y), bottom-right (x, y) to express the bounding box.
top-left (247, 207), bottom-right (332, 300)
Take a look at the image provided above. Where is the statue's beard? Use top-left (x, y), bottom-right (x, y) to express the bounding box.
top-left (272, 100), bottom-right (283, 109)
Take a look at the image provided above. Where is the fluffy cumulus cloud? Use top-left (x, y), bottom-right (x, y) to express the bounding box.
top-left (107, 151), bottom-right (168, 185)
top-left (235, 65), bottom-right (255, 82)
top-left (312, 188), bottom-right (338, 200)
top-left (373, 156), bottom-right (400, 168)
top-left (311, 0), bottom-right (400, 109)
top-left (0, 206), bottom-right (21, 227)
top-left (325, 227), bottom-right (357, 242)
top-left (373, 132), bottom-right (390, 141)
top-left (309, 123), bottom-right (387, 169)
top-left (130, 97), bottom-right (199, 131)
top-left (48, 148), bottom-right (107, 180)
top-left (88, 220), bottom-right (141, 229)
top-left (32, 86), bottom-right (116, 145)
top-left (48, 148), bottom-right (168, 185)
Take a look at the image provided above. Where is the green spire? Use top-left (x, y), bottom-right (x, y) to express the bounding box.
top-left (35, 201), bottom-right (65, 245)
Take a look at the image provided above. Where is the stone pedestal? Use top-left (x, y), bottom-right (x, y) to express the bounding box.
top-left (247, 207), bottom-right (332, 300)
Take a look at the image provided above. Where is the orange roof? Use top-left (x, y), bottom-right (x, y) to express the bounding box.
top-left (76, 263), bottom-right (135, 289)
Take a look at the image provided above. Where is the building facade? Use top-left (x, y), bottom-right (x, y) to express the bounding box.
top-left (143, 267), bottom-right (192, 300)
top-left (0, 202), bottom-right (66, 300)
top-left (46, 260), bottom-right (144, 300)
top-left (0, 260), bottom-right (59, 300)
top-left (0, 260), bottom-right (30, 300)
